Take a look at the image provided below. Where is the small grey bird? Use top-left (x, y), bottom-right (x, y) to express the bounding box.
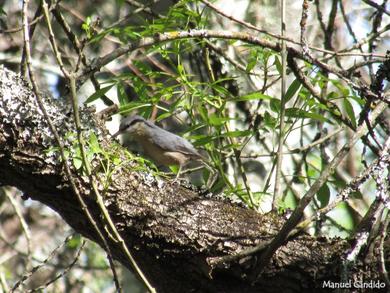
top-left (113, 115), bottom-right (203, 178)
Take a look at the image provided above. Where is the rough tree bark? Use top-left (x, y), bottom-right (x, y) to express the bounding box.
top-left (0, 67), bottom-right (387, 292)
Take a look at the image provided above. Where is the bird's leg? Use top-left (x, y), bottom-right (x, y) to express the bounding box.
top-left (174, 164), bottom-right (183, 181)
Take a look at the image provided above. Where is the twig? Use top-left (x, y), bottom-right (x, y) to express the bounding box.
top-left (125, 0), bottom-right (162, 19)
top-left (52, 7), bottom-right (114, 106)
top-left (11, 234), bottom-right (75, 292)
top-left (300, 0), bottom-right (312, 59)
top-left (200, 0), bottom-right (328, 56)
top-left (20, 1), bottom-right (43, 78)
top-left (28, 240), bottom-right (86, 292)
top-left (5, 189), bottom-right (33, 268)
top-left (362, 0), bottom-right (390, 16)
top-left (1, 0), bottom-right (59, 34)
top-left (272, 0), bottom-right (287, 210)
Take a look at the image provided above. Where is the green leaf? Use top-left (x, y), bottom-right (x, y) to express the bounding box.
top-left (246, 49), bottom-right (259, 72)
top-left (222, 142), bottom-right (243, 149)
top-left (67, 235), bottom-right (82, 249)
top-left (63, 149), bottom-right (70, 160)
top-left (89, 132), bottom-right (101, 153)
top-left (81, 16), bottom-right (92, 38)
top-left (87, 151), bottom-right (95, 163)
top-left (234, 92), bottom-right (273, 101)
top-left (169, 165), bottom-right (179, 173)
top-left (333, 176), bottom-right (347, 188)
top-left (285, 108), bottom-right (329, 122)
top-left (119, 102), bottom-right (152, 114)
top-left (211, 84), bottom-right (230, 96)
top-left (284, 79), bottom-right (301, 102)
top-left (330, 202), bottom-right (355, 232)
top-left (330, 79), bottom-right (350, 96)
top-left (117, 82), bottom-right (128, 106)
top-left (73, 156), bottom-right (82, 170)
top-left (264, 111), bottom-right (277, 128)
top-left (0, 7), bottom-right (7, 16)
top-left (221, 130), bottom-right (252, 138)
top-left (343, 98), bottom-right (356, 128)
top-left (44, 146), bottom-right (60, 156)
top-left (177, 63), bottom-right (185, 76)
top-left (192, 135), bottom-right (216, 146)
top-left (209, 176), bottom-right (227, 193)
top-left (90, 29), bottom-right (110, 44)
top-left (274, 56), bottom-right (282, 74)
top-left (348, 94), bottom-right (364, 106)
top-left (326, 91), bottom-right (338, 101)
top-left (246, 59), bottom-right (257, 72)
top-left (209, 114), bottom-right (231, 126)
top-left (156, 112), bottom-right (172, 121)
top-left (85, 85), bottom-right (114, 104)
top-left (307, 168), bottom-right (317, 178)
top-left (350, 190), bottom-right (363, 199)
top-left (282, 190), bottom-right (297, 209)
top-left (202, 167), bottom-right (211, 183)
top-left (316, 184), bottom-right (330, 208)
top-left (270, 98), bottom-right (281, 113)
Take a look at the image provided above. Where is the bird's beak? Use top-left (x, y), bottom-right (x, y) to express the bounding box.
top-left (112, 130), bottom-right (121, 138)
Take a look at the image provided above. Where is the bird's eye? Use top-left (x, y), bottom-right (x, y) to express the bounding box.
top-left (129, 119), bottom-right (143, 127)
top-left (127, 121), bottom-right (137, 127)
top-left (120, 117), bottom-right (144, 131)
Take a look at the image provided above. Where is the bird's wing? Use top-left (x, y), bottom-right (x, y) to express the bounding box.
top-left (149, 125), bottom-right (201, 157)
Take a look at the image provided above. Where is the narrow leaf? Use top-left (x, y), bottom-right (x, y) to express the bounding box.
top-left (235, 92), bottom-right (273, 101)
top-left (284, 79), bottom-right (301, 102)
top-left (85, 85), bottom-right (114, 104)
top-left (343, 98), bottom-right (356, 129)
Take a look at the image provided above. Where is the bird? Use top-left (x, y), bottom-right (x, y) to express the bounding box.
top-left (112, 115), bottom-right (204, 179)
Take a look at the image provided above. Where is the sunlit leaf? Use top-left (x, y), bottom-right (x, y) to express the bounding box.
top-left (73, 156), bottom-right (82, 170)
top-left (89, 132), bottom-right (101, 153)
